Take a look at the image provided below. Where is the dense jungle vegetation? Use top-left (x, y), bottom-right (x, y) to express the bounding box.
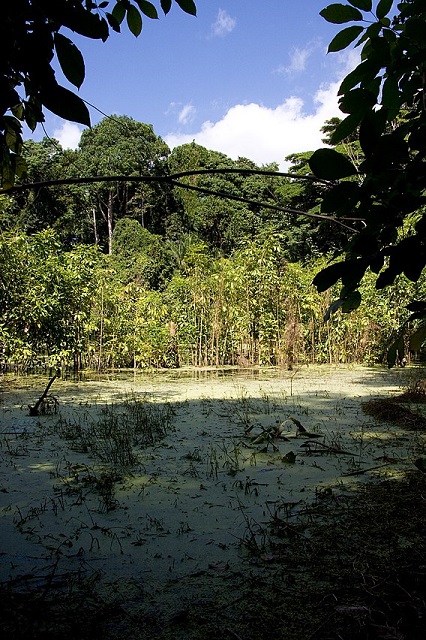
top-left (0, 115), bottom-right (423, 371)
top-left (2, 0), bottom-right (426, 372)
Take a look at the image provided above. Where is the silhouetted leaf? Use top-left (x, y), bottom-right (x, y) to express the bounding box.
top-left (127, 4), bottom-right (143, 36)
top-left (376, 265), bottom-right (398, 288)
top-left (160, 0), bottom-right (172, 14)
top-left (406, 301), bottom-right (426, 312)
top-left (330, 113), bottom-right (361, 144)
top-left (54, 33), bottom-right (85, 89)
top-left (309, 148), bottom-right (357, 180)
top-left (338, 59), bottom-right (381, 94)
top-left (409, 124), bottom-right (426, 151)
top-left (376, 0), bottom-right (393, 20)
top-left (136, 0), bottom-right (159, 19)
top-left (405, 18), bottom-right (426, 43)
top-left (348, 0), bottom-right (372, 10)
top-left (112, 1), bottom-right (126, 26)
top-left (320, 4), bottom-right (363, 23)
top-left (409, 324), bottom-right (426, 352)
top-left (41, 84), bottom-right (91, 126)
top-left (321, 182), bottom-right (359, 213)
top-left (313, 261), bottom-right (348, 292)
top-left (341, 290), bottom-right (362, 312)
top-left (60, 7), bottom-right (109, 41)
top-left (359, 108), bottom-right (388, 156)
top-left (106, 12), bottom-right (121, 32)
top-left (4, 117), bottom-right (22, 153)
top-left (324, 299), bottom-right (344, 321)
top-left (175, 0), bottom-right (197, 16)
top-left (339, 87), bottom-right (376, 116)
top-left (328, 25), bottom-right (364, 51)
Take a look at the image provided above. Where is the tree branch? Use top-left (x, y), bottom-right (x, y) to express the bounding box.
top-left (0, 168), bottom-right (363, 231)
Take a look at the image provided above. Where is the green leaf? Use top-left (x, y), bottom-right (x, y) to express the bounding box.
top-left (106, 12), bottom-right (121, 32)
top-left (341, 290), bottom-right (362, 312)
top-left (376, 265), bottom-right (398, 288)
top-left (320, 4), bottom-right (363, 23)
top-left (376, 0), bottom-right (394, 20)
top-left (348, 0), bottom-right (372, 9)
top-left (309, 148), bottom-right (358, 180)
top-left (40, 84), bottom-right (91, 127)
top-left (324, 299), bottom-right (344, 321)
top-left (11, 103), bottom-right (24, 120)
top-left (321, 182), bottom-right (360, 213)
top-left (61, 8), bottom-right (109, 42)
top-left (127, 4), bottom-right (143, 36)
top-left (404, 18), bottom-right (426, 43)
top-left (338, 59), bottom-right (381, 95)
top-left (1, 160), bottom-right (15, 191)
top-left (54, 33), bottom-right (85, 89)
top-left (15, 154), bottom-right (27, 180)
top-left (112, 1), bottom-right (126, 25)
top-left (381, 75), bottom-right (400, 114)
top-left (406, 301), bottom-right (426, 313)
top-left (4, 118), bottom-right (22, 153)
top-left (313, 261), bottom-right (348, 292)
top-left (136, 0), bottom-right (159, 19)
top-left (175, 0), bottom-right (197, 16)
top-left (339, 87), bottom-right (376, 115)
top-left (330, 113), bottom-right (361, 144)
top-left (160, 0), bottom-right (172, 13)
top-left (365, 22), bottom-right (382, 38)
top-left (409, 324), bottom-right (426, 352)
top-left (359, 108), bottom-right (388, 156)
top-left (328, 25), bottom-right (364, 52)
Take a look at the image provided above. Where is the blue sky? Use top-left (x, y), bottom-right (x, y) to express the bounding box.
top-left (32, 1), bottom-right (361, 170)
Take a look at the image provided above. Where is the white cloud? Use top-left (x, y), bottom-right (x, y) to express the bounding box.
top-left (178, 104), bottom-right (196, 125)
top-left (165, 51), bottom-right (360, 171)
top-left (212, 9), bottom-right (236, 37)
top-left (275, 39), bottom-right (323, 76)
top-left (53, 121), bottom-right (83, 149)
top-left (166, 83), bottom-right (341, 171)
top-left (280, 47), bottom-right (311, 75)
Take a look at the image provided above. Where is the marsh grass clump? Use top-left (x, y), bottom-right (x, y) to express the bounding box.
top-left (362, 398), bottom-right (426, 431)
top-left (397, 378), bottom-right (426, 403)
top-left (57, 394), bottom-right (174, 466)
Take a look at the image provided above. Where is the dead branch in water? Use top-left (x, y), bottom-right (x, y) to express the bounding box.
top-left (28, 374), bottom-right (59, 416)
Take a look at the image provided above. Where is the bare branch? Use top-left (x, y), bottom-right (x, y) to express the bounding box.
top-left (0, 168), bottom-right (363, 232)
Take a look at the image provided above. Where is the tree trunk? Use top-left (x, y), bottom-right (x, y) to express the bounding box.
top-left (92, 207), bottom-right (99, 245)
top-left (107, 190), bottom-right (114, 255)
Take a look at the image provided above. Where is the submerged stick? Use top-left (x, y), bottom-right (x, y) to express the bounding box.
top-left (342, 463), bottom-right (391, 477)
top-left (28, 373), bottom-right (58, 416)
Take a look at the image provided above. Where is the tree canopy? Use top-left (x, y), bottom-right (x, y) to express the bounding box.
top-left (1, 0), bottom-right (426, 363)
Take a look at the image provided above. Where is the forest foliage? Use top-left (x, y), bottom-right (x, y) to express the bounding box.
top-left (1, 0), bottom-right (426, 371)
top-left (0, 124), bottom-right (423, 371)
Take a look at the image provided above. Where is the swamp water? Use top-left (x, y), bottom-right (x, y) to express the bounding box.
top-left (0, 365), bottom-right (424, 634)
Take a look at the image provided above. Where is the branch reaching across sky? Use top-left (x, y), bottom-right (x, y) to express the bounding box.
top-left (0, 168), bottom-right (361, 234)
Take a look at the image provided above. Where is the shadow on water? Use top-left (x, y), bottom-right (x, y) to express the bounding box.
top-left (2, 365), bottom-right (426, 639)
